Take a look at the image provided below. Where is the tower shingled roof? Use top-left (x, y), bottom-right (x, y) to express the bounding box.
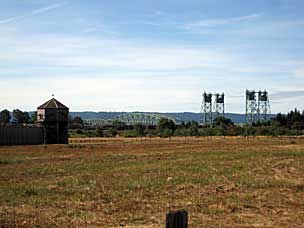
top-left (37, 98), bottom-right (68, 109)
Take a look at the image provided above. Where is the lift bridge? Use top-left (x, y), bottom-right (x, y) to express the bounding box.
top-left (84, 113), bottom-right (181, 127)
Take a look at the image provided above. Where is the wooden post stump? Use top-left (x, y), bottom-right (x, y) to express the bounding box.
top-left (166, 210), bottom-right (188, 228)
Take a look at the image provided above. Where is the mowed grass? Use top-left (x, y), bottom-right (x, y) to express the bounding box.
top-left (0, 137), bottom-right (303, 228)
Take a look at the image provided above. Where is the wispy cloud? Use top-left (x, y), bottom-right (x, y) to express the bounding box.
top-left (0, 16), bottom-right (21, 24)
top-left (183, 14), bottom-right (261, 30)
top-left (0, 30), bottom-right (232, 71)
top-left (83, 25), bottom-right (120, 35)
top-left (0, 75), bottom-right (203, 112)
top-left (0, 2), bottom-right (67, 24)
top-left (141, 21), bottom-right (163, 27)
top-left (271, 90), bottom-right (304, 101)
top-left (31, 3), bottom-right (67, 15)
top-left (276, 20), bottom-right (304, 28)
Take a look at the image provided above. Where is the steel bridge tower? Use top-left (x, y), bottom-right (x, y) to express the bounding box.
top-left (245, 90), bottom-right (258, 124)
top-left (246, 90), bottom-right (271, 124)
top-left (258, 90), bottom-right (271, 122)
top-left (201, 92), bottom-right (213, 125)
top-left (214, 93), bottom-right (225, 120)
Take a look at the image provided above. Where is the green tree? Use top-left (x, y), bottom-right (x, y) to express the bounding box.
top-left (13, 109), bottom-right (30, 124)
top-left (0, 109), bottom-right (11, 124)
top-left (73, 116), bottom-right (84, 125)
top-left (159, 128), bottom-right (174, 138)
top-left (286, 108), bottom-right (302, 127)
top-left (213, 117), bottom-right (234, 127)
top-left (112, 120), bottom-right (126, 130)
top-left (76, 129), bottom-right (84, 135)
top-left (273, 113), bottom-right (287, 126)
top-left (134, 124), bottom-right (146, 137)
top-left (186, 121), bottom-right (198, 129)
top-left (189, 125), bottom-right (199, 136)
top-left (225, 125), bottom-right (242, 136)
top-left (242, 126), bottom-right (256, 136)
top-left (174, 128), bottom-right (189, 137)
top-left (30, 112), bottom-right (37, 124)
top-left (157, 118), bottom-right (176, 137)
top-left (157, 118), bottom-right (176, 131)
top-left (96, 128), bottom-right (104, 137)
top-left (109, 128), bottom-right (118, 137)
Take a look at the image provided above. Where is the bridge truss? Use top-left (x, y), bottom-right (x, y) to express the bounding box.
top-left (115, 113), bottom-right (180, 126)
top-left (84, 113), bottom-right (181, 127)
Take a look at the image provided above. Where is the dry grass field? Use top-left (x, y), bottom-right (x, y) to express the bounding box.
top-left (0, 137), bottom-right (304, 228)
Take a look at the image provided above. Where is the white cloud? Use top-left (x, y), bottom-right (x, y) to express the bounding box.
top-left (140, 21), bottom-right (163, 27)
top-left (0, 75), bottom-right (203, 112)
top-left (0, 2), bottom-right (67, 24)
top-left (183, 14), bottom-right (261, 30)
top-left (2, 73), bottom-right (304, 113)
top-left (0, 17), bottom-right (304, 113)
top-left (0, 15), bottom-right (22, 24)
top-left (271, 90), bottom-right (304, 101)
top-left (0, 32), bottom-right (292, 75)
top-left (56, 47), bottom-right (229, 70)
top-left (31, 3), bottom-right (67, 15)
top-left (0, 32), bottom-right (233, 72)
top-left (82, 25), bottom-right (120, 35)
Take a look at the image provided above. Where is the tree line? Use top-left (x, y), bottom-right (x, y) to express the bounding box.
top-left (70, 108), bottom-right (304, 138)
top-left (2, 108), bottom-right (304, 137)
top-left (0, 109), bottom-right (36, 125)
top-left (0, 109), bottom-right (84, 126)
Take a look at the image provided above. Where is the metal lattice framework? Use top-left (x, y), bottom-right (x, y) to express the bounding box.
top-left (115, 113), bottom-right (180, 126)
top-left (201, 92), bottom-right (213, 125)
top-left (84, 119), bottom-right (113, 127)
top-left (201, 92), bottom-right (225, 125)
top-left (213, 93), bottom-right (225, 120)
top-left (258, 90), bottom-right (271, 122)
top-left (84, 113), bottom-right (181, 127)
top-left (245, 90), bottom-right (271, 124)
top-left (245, 90), bottom-right (258, 124)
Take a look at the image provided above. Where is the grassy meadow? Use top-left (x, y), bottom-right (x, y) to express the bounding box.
top-left (0, 137), bottom-right (303, 227)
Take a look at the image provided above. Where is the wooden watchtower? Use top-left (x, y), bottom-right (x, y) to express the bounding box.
top-left (37, 98), bottom-right (69, 144)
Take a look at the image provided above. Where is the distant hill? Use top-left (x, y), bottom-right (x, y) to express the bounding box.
top-left (70, 112), bottom-right (276, 124)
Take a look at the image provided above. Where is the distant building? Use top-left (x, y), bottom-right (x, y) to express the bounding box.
top-left (37, 98), bottom-right (69, 144)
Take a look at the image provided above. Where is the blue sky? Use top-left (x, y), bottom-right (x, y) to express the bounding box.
top-left (1, 0), bottom-right (304, 113)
